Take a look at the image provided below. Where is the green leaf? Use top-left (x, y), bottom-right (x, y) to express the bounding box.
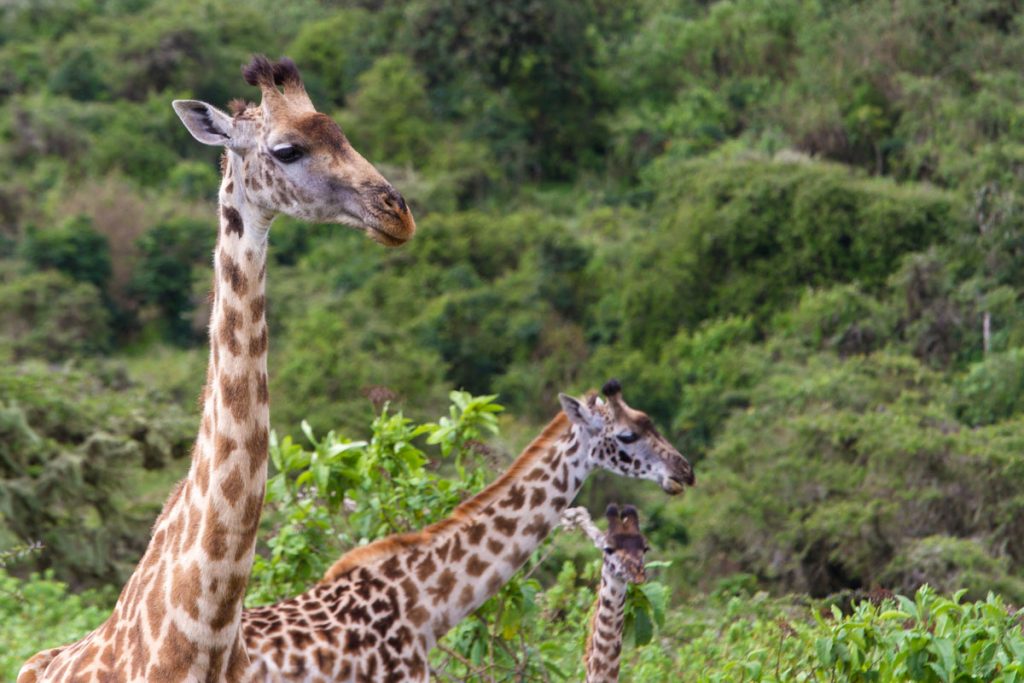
top-left (301, 420), bottom-right (318, 447)
top-left (633, 604), bottom-right (654, 646)
top-left (816, 638), bottom-right (835, 667)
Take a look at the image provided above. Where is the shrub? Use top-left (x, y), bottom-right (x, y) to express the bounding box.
top-left (597, 158), bottom-right (961, 351)
top-left (0, 362), bottom-right (193, 586)
top-left (0, 569), bottom-right (113, 682)
top-left (166, 160), bottom-right (219, 200)
top-left (0, 270), bottom-right (110, 360)
top-left (950, 349), bottom-right (1024, 426)
top-left (131, 217), bottom-right (215, 344)
top-left (336, 54), bottom-right (435, 167)
top-left (882, 536), bottom-right (1024, 604)
top-left (771, 285), bottom-right (896, 358)
top-left (20, 215), bottom-right (111, 290)
top-left (272, 301), bottom-right (448, 435)
top-left (684, 351), bottom-right (1024, 597)
top-left (286, 9), bottom-right (385, 107)
top-left (644, 587), bottom-right (1024, 682)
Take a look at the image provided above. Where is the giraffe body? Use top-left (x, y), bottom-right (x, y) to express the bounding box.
top-left (566, 505), bottom-right (650, 683)
top-left (237, 382), bottom-right (692, 682)
top-left (19, 56), bottom-right (414, 683)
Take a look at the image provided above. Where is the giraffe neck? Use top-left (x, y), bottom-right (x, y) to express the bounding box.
top-left (36, 153), bottom-right (277, 683)
top-left (184, 149), bottom-right (273, 626)
top-left (132, 151), bottom-right (273, 678)
top-left (322, 413), bottom-right (595, 646)
top-left (584, 566), bottom-right (627, 683)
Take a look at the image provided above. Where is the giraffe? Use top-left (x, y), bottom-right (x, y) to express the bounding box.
top-left (236, 379), bottom-right (693, 682)
top-left (18, 56), bottom-right (416, 683)
top-left (561, 504), bottom-right (650, 683)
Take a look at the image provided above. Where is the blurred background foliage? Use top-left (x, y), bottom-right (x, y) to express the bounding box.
top-left (3, 0), bottom-right (1024, 679)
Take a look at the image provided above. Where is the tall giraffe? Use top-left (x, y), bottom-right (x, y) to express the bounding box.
top-left (237, 380), bottom-right (693, 682)
top-left (18, 56), bottom-right (416, 683)
top-left (562, 504), bottom-right (650, 683)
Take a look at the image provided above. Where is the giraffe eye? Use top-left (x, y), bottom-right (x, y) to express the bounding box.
top-left (617, 431), bottom-right (639, 444)
top-left (271, 144), bottom-right (304, 163)
top-left (603, 547), bottom-right (614, 554)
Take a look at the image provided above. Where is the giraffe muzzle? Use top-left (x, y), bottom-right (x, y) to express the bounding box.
top-left (356, 184), bottom-right (416, 247)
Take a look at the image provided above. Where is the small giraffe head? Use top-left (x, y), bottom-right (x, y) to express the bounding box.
top-left (603, 504), bottom-right (649, 584)
top-left (172, 55), bottom-right (415, 246)
top-left (558, 379), bottom-right (695, 494)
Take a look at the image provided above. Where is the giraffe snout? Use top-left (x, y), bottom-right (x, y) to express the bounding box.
top-left (361, 183), bottom-right (415, 246)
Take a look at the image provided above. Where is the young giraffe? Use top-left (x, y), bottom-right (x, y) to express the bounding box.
top-left (18, 56), bottom-right (415, 683)
top-left (562, 504), bottom-right (650, 683)
top-left (237, 380), bottom-right (693, 682)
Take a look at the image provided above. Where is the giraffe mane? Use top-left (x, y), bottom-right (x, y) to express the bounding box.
top-left (228, 98), bottom-right (255, 116)
top-left (321, 411), bottom-right (571, 582)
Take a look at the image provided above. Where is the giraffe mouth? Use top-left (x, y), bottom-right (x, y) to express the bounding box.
top-left (662, 476), bottom-right (688, 495)
top-left (365, 225), bottom-right (410, 247)
top-left (335, 209), bottom-right (411, 247)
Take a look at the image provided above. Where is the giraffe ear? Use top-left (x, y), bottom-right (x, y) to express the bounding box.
top-left (559, 393), bottom-right (603, 434)
top-left (172, 100), bottom-right (236, 146)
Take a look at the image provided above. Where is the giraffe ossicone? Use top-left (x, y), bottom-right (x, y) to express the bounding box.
top-left (19, 55), bottom-right (415, 683)
top-left (238, 382), bottom-right (692, 682)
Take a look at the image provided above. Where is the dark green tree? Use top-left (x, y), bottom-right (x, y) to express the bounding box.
top-left (21, 215), bottom-right (112, 290)
top-left (131, 218), bottom-right (214, 344)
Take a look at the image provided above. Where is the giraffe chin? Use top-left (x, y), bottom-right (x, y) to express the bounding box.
top-left (365, 226), bottom-right (409, 247)
top-left (661, 477), bottom-right (687, 495)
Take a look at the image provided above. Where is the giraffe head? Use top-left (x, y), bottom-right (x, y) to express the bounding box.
top-left (558, 379), bottom-right (695, 494)
top-left (603, 504), bottom-right (649, 584)
top-left (171, 55), bottom-right (415, 246)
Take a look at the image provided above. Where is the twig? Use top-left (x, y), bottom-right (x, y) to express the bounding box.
top-left (435, 643), bottom-right (498, 683)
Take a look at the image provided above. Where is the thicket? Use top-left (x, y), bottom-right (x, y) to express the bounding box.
top-left (0, 363), bottom-right (193, 587)
top-left (3, 0), bottom-right (1024, 677)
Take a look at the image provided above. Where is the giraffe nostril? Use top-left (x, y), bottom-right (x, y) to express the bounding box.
top-left (383, 188), bottom-right (407, 213)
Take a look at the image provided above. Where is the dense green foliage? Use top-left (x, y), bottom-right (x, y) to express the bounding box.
top-left (0, 363), bottom-right (193, 586)
top-left (636, 587), bottom-right (1024, 682)
top-left (0, 566), bottom-right (115, 680)
top-left (3, 0), bottom-right (1024, 678)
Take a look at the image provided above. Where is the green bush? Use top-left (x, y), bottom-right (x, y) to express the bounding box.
top-left (166, 160), bottom-right (220, 199)
top-left (684, 351), bottom-right (1024, 597)
top-left (635, 587), bottom-right (1024, 682)
top-left (20, 215), bottom-right (111, 290)
top-left (131, 217), bottom-right (215, 344)
top-left (0, 270), bottom-right (111, 360)
top-left (950, 349), bottom-right (1024, 426)
top-left (406, 0), bottom-right (616, 179)
top-left (337, 54), bottom-right (435, 167)
top-left (597, 158), bottom-right (960, 351)
top-left (272, 301), bottom-right (448, 434)
top-left (0, 362), bottom-right (193, 586)
top-left (0, 568), bottom-right (113, 682)
top-left (287, 9), bottom-right (386, 107)
top-left (771, 285), bottom-right (896, 358)
top-left (882, 536), bottom-right (1024, 604)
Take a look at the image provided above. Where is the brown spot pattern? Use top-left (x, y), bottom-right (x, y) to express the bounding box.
top-left (219, 251), bottom-right (248, 297)
top-left (222, 206), bottom-right (244, 238)
top-left (219, 371), bottom-right (251, 422)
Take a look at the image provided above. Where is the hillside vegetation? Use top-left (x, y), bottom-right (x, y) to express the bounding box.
top-left (2, 0), bottom-right (1024, 680)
